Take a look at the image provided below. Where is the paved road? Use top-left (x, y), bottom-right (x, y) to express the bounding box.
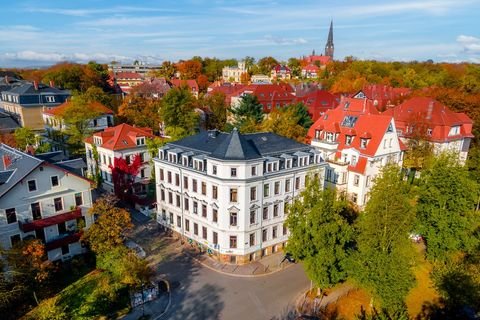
top-left (156, 251), bottom-right (310, 320)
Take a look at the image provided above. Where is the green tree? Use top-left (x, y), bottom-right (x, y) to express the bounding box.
top-left (14, 127), bottom-right (36, 150)
top-left (416, 153), bottom-right (479, 262)
top-left (83, 195), bottom-right (133, 254)
top-left (350, 164), bottom-right (416, 313)
top-left (118, 95), bottom-right (161, 132)
top-left (286, 178), bottom-right (354, 289)
top-left (160, 86), bottom-right (199, 135)
top-left (231, 94), bottom-right (264, 132)
top-left (257, 56), bottom-right (279, 75)
top-left (83, 86), bottom-right (113, 108)
top-left (204, 92), bottom-right (227, 130)
top-left (284, 102), bottom-right (313, 129)
top-left (261, 107), bottom-right (307, 142)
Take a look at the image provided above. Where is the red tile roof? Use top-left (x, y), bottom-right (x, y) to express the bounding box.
top-left (307, 97), bottom-right (395, 158)
top-left (302, 64), bottom-right (320, 72)
top-left (44, 100), bottom-right (114, 117)
top-left (231, 84), bottom-right (295, 112)
top-left (304, 55), bottom-right (331, 65)
top-left (85, 123), bottom-right (155, 151)
top-left (113, 72), bottom-right (144, 80)
top-left (383, 97), bottom-right (474, 142)
top-left (295, 89), bottom-right (339, 122)
top-left (170, 79), bottom-right (199, 92)
top-left (272, 64), bottom-right (291, 73)
top-left (352, 84), bottom-right (411, 111)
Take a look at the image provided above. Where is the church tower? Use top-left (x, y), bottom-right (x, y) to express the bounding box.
top-left (325, 20), bottom-right (334, 59)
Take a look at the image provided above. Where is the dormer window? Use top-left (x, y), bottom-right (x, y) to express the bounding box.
top-left (194, 160), bottom-right (204, 171)
top-left (286, 159), bottom-right (292, 169)
top-left (168, 153), bottom-right (177, 163)
top-left (94, 136), bottom-right (102, 146)
top-left (182, 156), bottom-right (188, 167)
top-left (46, 96), bottom-right (55, 103)
top-left (273, 162), bottom-right (278, 171)
top-left (360, 139), bottom-right (368, 149)
top-left (315, 130), bottom-right (321, 139)
top-left (448, 126), bottom-right (460, 136)
top-left (427, 128), bottom-right (433, 136)
top-left (136, 137), bottom-right (145, 146)
top-left (345, 135), bottom-right (353, 146)
top-left (267, 163), bottom-right (272, 172)
top-left (325, 132), bottom-right (335, 142)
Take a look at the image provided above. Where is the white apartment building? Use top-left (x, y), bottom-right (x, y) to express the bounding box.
top-left (222, 61), bottom-right (247, 83)
top-left (0, 144), bottom-right (93, 261)
top-left (84, 123), bottom-right (155, 196)
top-left (308, 98), bottom-right (405, 207)
top-left (154, 129), bottom-right (325, 264)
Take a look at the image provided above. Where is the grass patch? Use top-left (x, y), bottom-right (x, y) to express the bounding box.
top-left (325, 287), bottom-right (372, 319)
top-left (406, 257), bottom-right (440, 318)
top-left (25, 270), bottom-right (130, 320)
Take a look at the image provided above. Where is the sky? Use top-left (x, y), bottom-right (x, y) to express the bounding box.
top-left (1, 0), bottom-right (480, 67)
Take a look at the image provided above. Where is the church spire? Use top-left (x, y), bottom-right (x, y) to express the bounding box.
top-left (325, 20), bottom-right (334, 59)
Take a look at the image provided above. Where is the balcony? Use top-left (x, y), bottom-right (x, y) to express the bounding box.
top-left (19, 207), bottom-right (82, 233)
top-left (45, 232), bottom-right (82, 251)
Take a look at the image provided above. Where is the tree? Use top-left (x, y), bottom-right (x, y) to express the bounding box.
top-left (118, 95), bottom-right (161, 132)
top-left (402, 112), bottom-right (434, 171)
top-left (14, 127), bottom-right (36, 151)
top-left (231, 94), bottom-right (264, 132)
top-left (261, 107), bottom-right (307, 142)
top-left (204, 92), bottom-right (227, 130)
top-left (416, 153), bottom-right (479, 262)
top-left (196, 74), bottom-right (209, 93)
top-left (350, 164), bottom-right (416, 313)
top-left (287, 58), bottom-right (301, 78)
top-left (83, 86), bottom-right (113, 108)
top-left (284, 102), bottom-right (313, 129)
top-left (109, 155), bottom-right (142, 204)
top-left (257, 56), bottom-right (279, 75)
top-left (160, 86), bottom-right (199, 135)
top-left (83, 195), bottom-right (133, 254)
top-left (177, 60), bottom-right (202, 80)
top-left (286, 177), bottom-right (354, 289)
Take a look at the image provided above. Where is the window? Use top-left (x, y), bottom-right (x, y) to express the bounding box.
top-left (250, 233), bottom-right (255, 246)
top-left (182, 156), bottom-right (188, 166)
top-left (194, 223), bottom-right (198, 235)
top-left (183, 176), bottom-right (188, 189)
top-left (168, 192), bottom-right (173, 204)
top-left (230, 188), bottom-right (237, 202)
top-left (230, 236), bottom-right (237, 248)
top-left (201, 182), bottom-right (206, 195)
top-left (283, 224), bottom-right (288, 235)
top-left (345, 135), bottom-right (353, 145)
top-left (184, 198), bottom-right (189, 211)
top-left (315, 130), bottom-right (321, 139)
top-left (136, 137), bottom-right (145, 146)
top-left (274, 181), bottom-right (280, 195)
top-left (177, 216), bottom-right (181, 228)
top-left (353, 174), bottom-right (360, 187)
top-left (58, 222), bottom-right (67, 234)
top-left (213, 232), bottom-right (218, 245)
top-left (231, 168), bottom-right (237, 177)
top-left (251, 166), bottom-right (257, 176)
top-left (6, 208), bottom-right (16, 224)
top-left (28, 180), bottom-right (37, 192)
top-left (212, 209), bottom-right (218, 223)
top-left (160, 169), bottom-right (164, 181)
top-left (185, 219), bottom-right (190, 232)
top-left (212, 186), bottom-right (218, 199)
top-left (140, 169), bottom-right (146, 178)
top-left (161, 189), bottom-right (165, 201)
top-left (285, 179), bottom-right (291, 192)
top-left (351, 155), bottom-right (357, 165)
top-left (272, 226), bottom-right (277, 239)
top-left (46, 96), bottom-right (55, 103)
top-left (273, 204), bottom-right (279, 217)
top-left (230, 212), bottom-right (237, 226)
top-left (352, 193), bottom-right (358, 204)
top-left (140, 152), bottom-right (145, 163)
top-left (262, 229), bottom-right (267, 242)
top-left (295, 177), bottom-right (300, 190)
top-left (250, 187), bottom-right (256, 201)
top-left (61, 245), bottom-right (69, 255)
top-left (263, 206), bottom-right (269, 220)
top-left (202, 226), bottom-right (207, 239)
top-left (202, 204), bottom-right (207, 218)
top-left (264, 184), bottom-right (270, 197)
top-left (169, 212), bottom-right (174, 224)
top-left (51, 176), bottom-right (59, 187)
top-left (366, 175), bottom-right (371, 187)
top-left (31, 203), bottom-right (41, 220)
top-left (176, 195), bottom-right (181, 208)
top-left (250, 210), bottom-right (256, 224)
top-left (167, 171), bottom-right (172, 183)
top-left (193, 179), bottom-right (197, 192)
top-left (360, 139), bottom-right (368, 149)
top-left (175, 174), bottom-right (180, 186)
top-left (193, 201), bottom-right (198, 214)
top-left (427, 128), bottom-right (433, 136)
top-left (212, 165), bottom-right (217, 175)
top-left (54, 197), bottom-right (63, 212)
top-left (10, 234), bottom-right (21, 247)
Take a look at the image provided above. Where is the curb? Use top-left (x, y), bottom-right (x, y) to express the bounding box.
top-left (152, 288), bottom-right (172, 320)
top-left (183, 249), bottom-right (296, 278)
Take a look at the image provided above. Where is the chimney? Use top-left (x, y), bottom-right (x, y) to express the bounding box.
top-left (426, 101), bottom-right (434, 120)
top-left (2, 155), bottom-right (12, 169)
top-left (4, 75), bottom-right (9, 84)
top-left (33, 81), bottom-right (39, 91)
top-left (49, 80), bottom-right (55, 88)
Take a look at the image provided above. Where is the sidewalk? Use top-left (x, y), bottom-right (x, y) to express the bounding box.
top-left (120, 291), bottom-right (170, 320)
top-left (181, 243), bottom-right (294, 277)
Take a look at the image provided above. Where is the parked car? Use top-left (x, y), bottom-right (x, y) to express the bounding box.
top-left (284, 253), bottom-right (296, 263)
top-left (139, 203), bottom-right (156, 217)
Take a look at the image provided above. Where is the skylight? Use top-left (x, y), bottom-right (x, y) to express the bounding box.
top-left (341, 116), bottom-right (358, 128)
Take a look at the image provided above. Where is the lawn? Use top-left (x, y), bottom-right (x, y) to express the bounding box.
top-left (24, 270), bottom-right (131, 320)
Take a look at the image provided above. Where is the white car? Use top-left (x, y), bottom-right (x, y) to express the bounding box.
top-left (139, 204), bottom-right (156, 217)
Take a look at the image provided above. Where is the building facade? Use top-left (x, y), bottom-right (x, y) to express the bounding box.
top-left (84, 124), bottom-right (155, 196)
top-left (308, 98), bottom-right (405, 207)
top-left (0, 144), bottom-right (93, 261)
top-left (222, 61), bottom-right (247, 83)
top-left (270, 65), bottom-right (291, 80)
top-left (154, 129), bottom-right (325, 264)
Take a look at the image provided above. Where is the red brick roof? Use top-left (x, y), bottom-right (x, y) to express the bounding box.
top-left (352, 84), bottom-right (411, 111)
top-left (85, 123), bottom-right (155, 151)
top-left (44, 100), bottom-right (113, 117)
top-left (296, 89), bottom-right (339, 122)
top-left (272, 64), bottom-right (291, 73)
top-left (304, 55), bottom-right (331, 65)
top-left (113, 72), bottom-right (144, 80)
top-left (383, 97), bottom-right (474, 142)
top-left (232, 84), bottom-right (295, 112)
top-left (170, 79), bottom-right (199, 92)
top-left (308, 97), bottom-right (396, 158)
top-left (302, 64), bottom-right (320, 72)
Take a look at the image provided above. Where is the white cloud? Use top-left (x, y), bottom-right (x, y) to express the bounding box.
top-left (264, 35), bottom-right (308, 45)
top-left (0, 51), bottom-right (133, 63)
top-left (457, 35), bottom-right (480, 53)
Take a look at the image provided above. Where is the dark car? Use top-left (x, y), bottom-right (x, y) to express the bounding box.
top-left (284, 253), bottom-right (296, 263)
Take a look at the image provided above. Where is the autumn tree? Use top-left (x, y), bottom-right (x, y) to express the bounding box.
top-left (203, 92), bottom-right (227, 130)
top-left (14, 127), bottom-right (36, 151)
top-left (231, 94), bottom-right (264, 133)
top-left (349, 164), bottom-right (416, 314)
top-left (402, 113), bottom-right (434, 171)
top-left (160, 86), bottom-right (199, 136)
top-left (261, 107), bottom-right (307, 142)
top-left (118, 95), bottom-right (161, 132)
top-left (257, 56), bottom-right (279, 75)
top-left (83, 86), bottom-right (114, 108)
top-left (416, 153), bottom-right (479, 262)
top-left (83, 195), bottom-right (133, 254)
top-left (286, 178), bottom-right (354, 289)
top-left (109, 155), bottom-right (142, 203)
top-left (177, 60), bottom-right (202, 80)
